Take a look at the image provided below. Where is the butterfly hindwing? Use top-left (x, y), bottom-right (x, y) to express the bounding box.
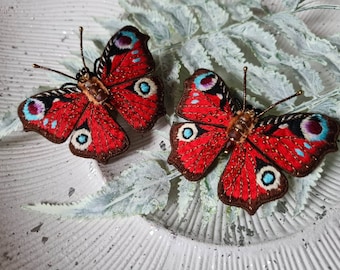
top-left (168, 122), bottom-right (228, 181)
top-left (69, 103), bottom-right (129, 163)
top-left (218, 140), bottom-right (288, 215)
top-left (96, 26), bottom-right (155, 86)
top-left (108, 76), bottom-right (164, 131)
top-left (176, 69), bottom-right (237, 126)
top-left (18, 86), bottom-right (88, 143)
top-left (249, 113), bottom-right (340, 176)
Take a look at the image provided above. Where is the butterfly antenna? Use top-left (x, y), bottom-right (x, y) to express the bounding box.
top-left (242, 66), bottom-right (248, 111)
top-left (79, 26), bottom-right (88, 69)
top-left (257, 90), bottom-right (303, 118)
top-left (32, 64), bottom-right (77, 80)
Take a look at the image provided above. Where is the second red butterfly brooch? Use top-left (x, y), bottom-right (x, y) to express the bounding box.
top-left (168, 68), bottom-right (339, 215)
top-left (18, 26), bottom-right (164, 163)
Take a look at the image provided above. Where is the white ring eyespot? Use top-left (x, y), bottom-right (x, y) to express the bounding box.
top-left (256, 165), bottom-right (281, 190)
top-left (193, 72), bottom-right (218, 91)
top-left (71, 128), bottom-right (92, 151)
top-left (23, 98), bottom-right (46, 121)
top-left (134, 78), bottom-right (157, 98)
top-left (177, 123), bottom-right (198, 142)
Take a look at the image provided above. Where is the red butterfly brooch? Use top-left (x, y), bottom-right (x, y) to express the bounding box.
top-left (168, 68), bottom-right (339, 215)
top-left (18, 26), bottom-right (164, 163)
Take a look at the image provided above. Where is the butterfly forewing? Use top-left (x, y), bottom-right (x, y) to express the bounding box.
top-left (176, 69), bottom-right (236, 126)
top-left (18, 86), bottom-right (88, 143)
top-left (97, 26), bottom-right (155, 87)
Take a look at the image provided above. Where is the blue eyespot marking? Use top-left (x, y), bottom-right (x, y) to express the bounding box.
top-left (178, 123), bottom-right (198, 142)
top-left (43, 119), bottom-right (49, 126)
top-left (23, 98), bottom-right (45, 121)
top-left (115, 30), bottom-right (138, 50)
top-left (77, 134), bottom-right (88, 144)
top-left (295, 148), bottom-right (304, 157)
top-left (304, 142), bottom-right (312, 149)
top-left (193, 72), bottom-right (217, 91)
top-left (301, 114), bottom-right (329, 142)
top-left (71, 128), bottom-right (92, 150)
top-left (134, 78), bottom-right (156, 97)
top-left (51, 120), bottom-right (57, 129)
top-left (193, 92), bottom-right (199, 97)
top-left (183, 127), bottom-right (194, 139)
top-left (256, 165), bottom-right (280, 190)
top-left (132, 50), bottom-right (139, 54)
top-left (262, 171), bottom-right (275, 185)
top-left (140, 82), bottom-right (150, 94)
top-left (133, 58), bottom-right (141, 63)
top-left (191, 99), bottom-right (199, 104)
top-left (120, 31), bottom-right (137, 44)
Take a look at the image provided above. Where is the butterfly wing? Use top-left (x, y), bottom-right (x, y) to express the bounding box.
top-left (168, 122), bottom-right (228, 181)
top-left (176, 69), bottom-right (237, 125)
top-left (218, 140), bottom-right (288, 215)
top-left (96, 26), bottom-right (155, 86)
top-left (169, 69), bottom-right (239, 180)
top-left (108, 76), bottom-right (164, 131)
top-left (69, 103), bottom-right (129, 163)
top-left (248, 113), bottom-right (340, 176)
top-left (18, 86), bottom-right (88, 143)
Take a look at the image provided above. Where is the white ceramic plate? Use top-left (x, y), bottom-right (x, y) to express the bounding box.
top-left (1, 1), bottom-right (340, 269)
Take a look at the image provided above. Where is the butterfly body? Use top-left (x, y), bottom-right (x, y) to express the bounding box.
top-left (169, 69), bottom-right (339, 214)
top-left (76, 68), bottom-right (110, 104)
top-left (226, 109), bottom-right (257, 144)
top-left (18, 26), bottom-right (164, 163)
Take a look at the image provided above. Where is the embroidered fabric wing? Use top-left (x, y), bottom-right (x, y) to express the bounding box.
top-left (97, 25), bottom-right (164, 132)
top-left (168, 123), bottom-right (227, 180)
top-left (218, 141), bottom-right (288, 215)
top-left (169, 69), bottom-right (237, 179)
top-left (18, 86), bottom-right (88, 143)
top-left (175, 69), bottom-right (237, 126)
top-left (108, 76), bottom-right (164, 131)
top-left (69, 103), bottom-right (128, 163)
top-left (96, 25), bottom-right (155, 86)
